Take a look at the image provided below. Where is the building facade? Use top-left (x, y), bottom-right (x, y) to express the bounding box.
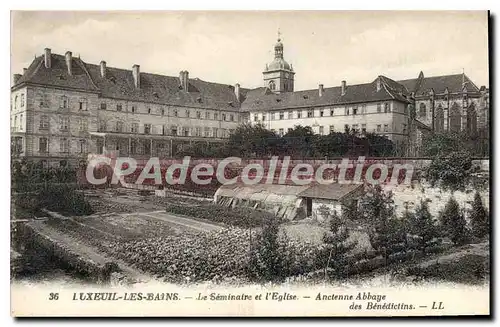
top-left (11, 39), bottom-right (489, 165)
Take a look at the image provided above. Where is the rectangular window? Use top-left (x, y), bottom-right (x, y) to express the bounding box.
top-left (131, 106), bottom-right (136, 113)
top-left (330, 109), bottom-right (334, 116)
top-left (320, 110), bottom-right (324, 117)
top-left (117, 104), bottom-right (122, 112)
top-left (384, 102), bottom-right (389, 113)
top-left (21, 94), bottom-right (25, 107)
top-left (171, 125), bottom-right (178, 136)
top-left (99, 120), bottom-right (107, 132)
top-left (197, 111), bottom-right (201, 119)
top-left (214, 113), bottom-right (218, 120)
top-left (230, 114), bottom-right (234, 121)
top-left (403, 124), bottom-right (407, 134)
top-left (376, 124), bottom-right (382, 132)
top-left (262, 114), bottom-right (266, 121)
top-left (377, 103), bottom-right (382, 113)
top-left (307, 109), bottom-right (314, 118)
top-left (319, 126), bottom-right (324, 135)
top-left (353, 106), bottom-right (358, 115)
top-left (144, 124), bottom-right (151, 134)
top-left (185, 109), bottom-right (190, 118)
top-left (183, 127), bottom-right (189, 137)
top-left (329, 125), bottom-right (335, 134)
top-left (346, 107), bottom-right (350, 115)
top-left (361, 124), bottom-right (367, 134)
top-left (39, 115), bottom-right (49, 130)
top-left (206, 111), bottom-right (210, 120)
top-left (100, 103), bottom-right (107, 110)
top-left (196, 127), bottom-right (201, 136)
top-left (384, 124), bottom-right (389, 132)
top-left (222, 113), bottom-right (227, 121)
top-left (131, 123), bottom-right (138, 133)
top-left (79, 139), bottom-right (87, 154)
top-left (352, 124), bottom-right (358, 132)
top-left (116, 121), bottom-right (123, 133)
top-left (279, 128), bottom-right (284, 136)
top-left (254, 114), bottom-right (258, 122)
top-left (20, 114), bottom-right (23, 131)
top-left (204, 127), bottom-right (210, 137)
top-left (297, 111), bottom-right (302, 119)
top-left (287, 111), bottom-right (293, 119)
top-left (279, 112), bottom-right (284, 120)
top-left (39, 137), bottom-right (48, 153)
top-left (172, 108), bottom-right (177, 117)
top-left (59, 117), bottom-right (69, 131)
top-left (79, 119), bottom-right (88, 132)
top-left (60, 138), bottom-right (69, 153)
top-left (212, 127), bottom-right (218, 137)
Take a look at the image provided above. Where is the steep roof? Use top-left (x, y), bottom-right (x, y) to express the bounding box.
top-left (13, 53), bottom-right (242, 111)
top-left (397, 73), bottom-right (480, 96)
top-left (15, 55), bottom-right (100, 92)
top-left (240, 77), bottom-right (410, 112)
top-left (298, 183), bottom-right (362, 201)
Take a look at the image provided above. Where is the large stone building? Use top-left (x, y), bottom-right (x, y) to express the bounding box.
top-left (11, 38), bottom-right (489, 165)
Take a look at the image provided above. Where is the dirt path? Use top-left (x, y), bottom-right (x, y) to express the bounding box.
top-left (27, 221), bottom-right (156, 284)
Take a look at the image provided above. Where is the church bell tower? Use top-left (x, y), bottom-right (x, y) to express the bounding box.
top-left (263, 31), bottom-right (295, 93)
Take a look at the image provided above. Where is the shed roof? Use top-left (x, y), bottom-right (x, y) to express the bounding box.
top-left (298, 183), bottom-right (363, 201)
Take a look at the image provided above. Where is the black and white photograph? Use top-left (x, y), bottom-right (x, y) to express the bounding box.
top-left (9, 10), bottom-right (491, 317)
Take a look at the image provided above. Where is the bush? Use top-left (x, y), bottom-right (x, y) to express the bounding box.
top-left (426, 151), bottom-right (474, 191)
top-left (38, 184), bottom-right (94, 216)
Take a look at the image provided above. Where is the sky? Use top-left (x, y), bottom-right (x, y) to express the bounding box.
top-left (11, 11), bottom-right (489, 90)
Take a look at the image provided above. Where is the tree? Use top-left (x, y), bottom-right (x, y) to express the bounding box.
top-left (360, 186), bottom-right (405, 262)
top-left (470, 192), bottom-right (489, 239)
top-left (409, 200), bottom-right (440, 254)
top-left (317, 206), bottom-right (357, 279)
top-left (227, 123), bottom-right (279, 157)
top-left (248, 216), bottom-right (288, 283)
top-left (439, 197), bottom-right (469, 246)
top-left (426, 151), bottom-right (473, 191)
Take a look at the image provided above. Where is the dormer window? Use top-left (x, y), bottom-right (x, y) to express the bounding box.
top-left (276, 98), bottom-right (281, 103)
top-left (197, 97), bottom-right (202, 103)
top-left (153, 92), bottom-right (159, 98)
top-left (303, 95), bottom-right (309, 99)
top-left (110, 76), bottom-right (116, 83)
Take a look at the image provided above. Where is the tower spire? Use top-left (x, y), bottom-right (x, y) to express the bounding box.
top-left (277, 28), bottom-right (281, 42)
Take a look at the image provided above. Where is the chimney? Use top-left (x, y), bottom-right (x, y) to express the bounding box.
top-left (183, 71), bottom-right (189, 92)
top-left (234, 83), bottom-right (241, 102)
top-left (65, 51), bottom-right (72, 75)
top-left (44, 48), bottom-right (51, 68)
top-left (132, 64), bottom-right (140, 88)
top-left (23, 68), bottom-right (27, 75)
top-left (318, 84), bottom-right (324, 97)
top-left (341, 80), bottom-right (346, 96)
top-left (179, 70), bottom-right (189, 91)
top-left (13, 74), bottom-right (22, 84)
top-left (376, 77), bottom-right (382, 92)
top-left (100, 61), bottom-right (107, 78)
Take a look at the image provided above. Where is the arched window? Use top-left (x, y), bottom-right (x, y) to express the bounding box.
top-left (449, 102), bottom-right (461, 133)
top-left (435, 105), bottom-right (444, 132)
top-left (466, 103), bottom-right (478, 135)
top-left (419, 103), bottom-right (426, 118)
top-left (268, 80), bottom-right (276, 91)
